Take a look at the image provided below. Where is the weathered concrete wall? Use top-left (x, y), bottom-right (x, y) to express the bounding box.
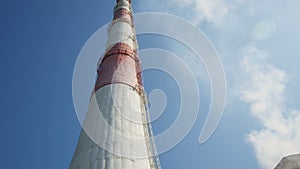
top-left (69, 84), bottom-right (151, 169)
top-left (274, 154), bottom-right (300, 169)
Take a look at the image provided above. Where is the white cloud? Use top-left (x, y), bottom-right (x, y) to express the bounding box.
top-left (136, 0), bottom-right (229, 24)
top-left (239, 47), bottom-right (300, 169)
top-left (198, 0), bottom-right (229, 23)
top-left (177, 0), bottom-right (229, 24)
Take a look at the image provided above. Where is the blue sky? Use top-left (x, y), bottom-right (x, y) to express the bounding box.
top-left (1, 0), bottom-right (300, 169)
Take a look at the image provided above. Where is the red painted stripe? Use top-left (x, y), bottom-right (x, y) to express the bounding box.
top-left (113, 9), bottom-right (133, 26)
top-left (103, 43), bottom-right (138, 63)
top-left (95, 43), bottom-right (143, 92)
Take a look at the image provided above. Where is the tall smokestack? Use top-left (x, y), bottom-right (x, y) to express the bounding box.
top-left (69, 0), bottom-right (161, 168)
